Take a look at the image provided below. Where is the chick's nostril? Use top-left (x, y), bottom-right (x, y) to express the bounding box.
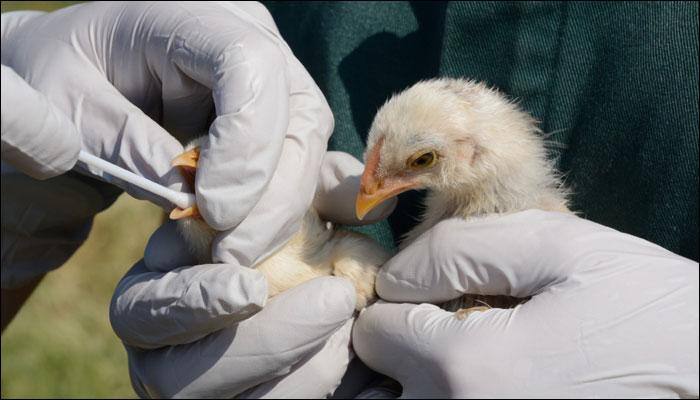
top-left (361, 178), bottom-right (381, 195)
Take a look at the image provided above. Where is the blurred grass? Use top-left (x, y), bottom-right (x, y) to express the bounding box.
top-left (0, 1), bottom-right (83, 13)
top-left (1, 195), bottom-right (163, 398)
top-left (1, 3), bottom-right (162, 398)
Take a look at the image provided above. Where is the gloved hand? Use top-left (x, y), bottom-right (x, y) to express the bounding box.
top-left (353, 210), bottom-right (699, 398)
top-left (1, 1), bottom-right (333, 267)
top-left (110, 152), bottom-right (396, 398)
top-left (1, 65), bottom-right (80, 179)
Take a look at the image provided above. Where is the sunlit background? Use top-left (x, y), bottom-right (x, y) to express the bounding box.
top-left (1, 3), bottom-right (161, 397)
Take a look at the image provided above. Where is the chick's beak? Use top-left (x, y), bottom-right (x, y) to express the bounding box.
top-left (355, 138), bottom-right (419, 220)
top-left (355, 174), bottom-right (418, 220)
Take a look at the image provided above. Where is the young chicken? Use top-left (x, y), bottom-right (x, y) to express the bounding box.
top-left (169, 139), bottom-right (388, 311)
top-left (355, 78), bottom-right (571, 317)
top-left (170, 77), bottom-right (568, 317)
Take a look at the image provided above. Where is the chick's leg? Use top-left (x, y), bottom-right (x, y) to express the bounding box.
top-left (170, 146), bottom-right (200, 220)
top-left (330, 231), bottom-right (390, 311)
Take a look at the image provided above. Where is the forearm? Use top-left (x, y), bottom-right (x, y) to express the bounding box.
top-left (1, 275), bottom-right (43, 333)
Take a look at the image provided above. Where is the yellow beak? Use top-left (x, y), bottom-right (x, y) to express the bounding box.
top-left (356, 137), bottom-right (420, 220)
top-left (355, 176), bottom-right (418, 220)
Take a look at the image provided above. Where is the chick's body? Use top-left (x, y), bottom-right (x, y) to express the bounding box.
top-left (176, 138), bottom-right (388, 311)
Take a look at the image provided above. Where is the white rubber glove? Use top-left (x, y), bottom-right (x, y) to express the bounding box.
top-left (1, 65), bottom-right (80, 179)
top-left (1, 1), bottom-right (333, 267)
top-left (353, 210), bottom-right (699, 398)
top-left (110, 152), bottom-right (396, 398)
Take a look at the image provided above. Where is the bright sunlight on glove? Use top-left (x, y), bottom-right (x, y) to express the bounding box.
top-left (110, 152), bottom-right (396, 398)
top-left (353, 210), bottom-right (699, 398)
top-left (1, 1), bottom-right (333, 267)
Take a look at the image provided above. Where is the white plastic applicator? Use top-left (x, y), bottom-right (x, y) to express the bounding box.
top-left (78, 150), bottom-right (196, 209)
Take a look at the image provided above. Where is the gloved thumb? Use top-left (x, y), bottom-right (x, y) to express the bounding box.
top-left (376, 210), bottom-right (613, 303)
top-left (27, 55), bottom-right (188, 210)
top-left (313, 151), bottom-right (397, 225)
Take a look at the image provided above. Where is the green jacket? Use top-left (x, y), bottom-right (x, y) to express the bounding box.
top-left (266, 1), bottom-right (699, 261)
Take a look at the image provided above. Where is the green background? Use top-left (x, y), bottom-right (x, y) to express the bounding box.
top-left (266, 1), bottom-right (699, 260)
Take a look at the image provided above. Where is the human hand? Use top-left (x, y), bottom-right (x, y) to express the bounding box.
top-left (112, 258), bottom-right (356, 399)
top-left (1, 65), bottom-right (80, 179)
top-left (353, 210), bottom-right (699, 398)
top-left (1, 1), bottom-right (333, 267)
top-left (110, 151), bottom-right (395, 398)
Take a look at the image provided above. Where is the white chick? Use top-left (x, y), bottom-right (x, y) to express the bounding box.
top-left (170, 139), bottom-right (388, 311)
top-left (355, 78), bottom-right (571, 317)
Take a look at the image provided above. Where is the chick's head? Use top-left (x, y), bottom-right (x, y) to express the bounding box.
top-left (356, 78), bottom-right (554, 220)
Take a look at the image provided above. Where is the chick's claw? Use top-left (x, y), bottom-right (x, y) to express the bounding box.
top-left (169, 206), bottom-right (200, 220)
top-left (172, 147), bottom-right (200, 170)
top-left (172, 146), bottom-right (200, 189)
top-left (454, 306), bottom-right (490, 320)
top-left (169, 145), bottom-right (202, 221)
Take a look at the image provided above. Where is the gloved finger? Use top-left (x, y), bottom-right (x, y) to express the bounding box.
top-left (167, 9), bottom-right (290, 231)
top-left (143, 220), bottom-right (198, 273)
top-left (1, 65), bottom-right (80, 179)
top-left (127, 276), bottom-right (356, 398)
top-left (65, 70), bottom-right (188, 210)
top-left (359, 275), bottom-right (700, 398)
top-left (110, 259), bottom-right (267, 349)
top-left (1, 11), bottom-right (46, 41)
top-left (352, 300), bottom-right (516, 399)
top-left (211, 58), bottom-right (332, 267)
top-left (1, 6), bottom-right (188, 209)
top-left (314, 151), bottom-right (397, 226)
top-left (376, 210), bottom-right (646, 303)
top-left (159, 2), bottom-right (283, 141)
top-left (236, 319), bottom-right (354, 399)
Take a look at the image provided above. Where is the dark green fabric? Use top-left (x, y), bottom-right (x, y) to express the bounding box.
top-left (266, 1), bottom-right (699, 261)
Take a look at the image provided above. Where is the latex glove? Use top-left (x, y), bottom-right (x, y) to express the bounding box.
top-left (353, 210), bottom-right (699, 398)
top-left (1, 1), bottom-right (333, 267)
top-left (1, 65), bottom-right (80, 179)
top-left (110, 151), bottom-right (395, 398)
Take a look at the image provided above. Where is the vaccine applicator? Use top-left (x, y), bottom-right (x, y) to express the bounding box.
top-left (77, 150), bottom-right (196, 209)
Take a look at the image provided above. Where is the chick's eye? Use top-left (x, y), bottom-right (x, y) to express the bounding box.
top-left (408, 151), bottom-right (437, 169)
